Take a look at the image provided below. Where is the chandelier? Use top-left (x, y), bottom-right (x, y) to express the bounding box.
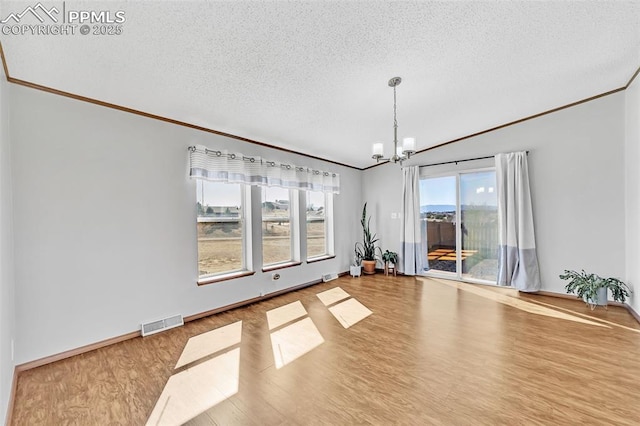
top-left (372, 76), bottom-right (416, 164)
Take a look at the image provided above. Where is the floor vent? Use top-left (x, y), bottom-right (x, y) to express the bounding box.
top-left (141, 314), bottom-right (184, 337)
top-left (322, 273), bottom-right (338, 283)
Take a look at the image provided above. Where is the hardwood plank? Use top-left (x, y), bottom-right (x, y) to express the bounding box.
top-left (11, 275), bottom-right (640, 425)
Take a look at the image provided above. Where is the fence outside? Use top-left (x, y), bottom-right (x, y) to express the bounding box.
top-left (424, 218), bottom-right (498, 258)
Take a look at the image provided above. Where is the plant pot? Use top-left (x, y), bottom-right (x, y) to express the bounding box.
top-left (350, 265), bottom-right (361, 277)
top-left (362, 260), bottom-right (377, 275)
top-left (584, 287), bottom-right (608, 308)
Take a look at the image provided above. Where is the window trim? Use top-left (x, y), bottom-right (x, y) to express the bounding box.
top-left (196, 182), bottom-right (253, 281)
top-left (305, 191), bottom-right (334, 261)
top-left (197, 270), bottom-right (256, 286)
top-left (306, 254), bottom-right (336, 264)
top-left (262, 261), bottom-right (302, 273)
top-left (261, 187), bottom-right (300, 268)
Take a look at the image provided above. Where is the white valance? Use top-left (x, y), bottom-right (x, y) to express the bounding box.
top-left (188, 145), bottom-right (340, 194)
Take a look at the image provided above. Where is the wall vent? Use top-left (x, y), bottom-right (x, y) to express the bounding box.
top-left (322, 273), bottom-right (338, 283)
top-left (141, 314), bottom-right (184, 337)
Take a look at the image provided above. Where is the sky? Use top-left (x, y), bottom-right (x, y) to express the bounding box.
top-left (197, 180), bottom-right (241, 207)
top-left (419, 171), bottom-right (497, 206)
top-left (196, 180), bottom-right (326, 208)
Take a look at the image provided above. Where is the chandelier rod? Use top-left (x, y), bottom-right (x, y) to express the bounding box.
top-left (393, 82), bottom-right (398, 155)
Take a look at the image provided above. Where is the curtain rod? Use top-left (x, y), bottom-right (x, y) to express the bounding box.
top-left (188, 146), bottom-right (338, 177)
top-left (417, 151), bottom-right (529, 168)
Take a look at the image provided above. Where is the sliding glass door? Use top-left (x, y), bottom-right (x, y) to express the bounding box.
top-left (459, 171), bottom-right (498, 281)
top-left (420, 169), bottom-right (498, 283)
top-left (420, 176), bottom-right (458, 275)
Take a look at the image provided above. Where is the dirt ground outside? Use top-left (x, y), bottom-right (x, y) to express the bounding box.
top-left (198, 222), bottom-right (326, 275)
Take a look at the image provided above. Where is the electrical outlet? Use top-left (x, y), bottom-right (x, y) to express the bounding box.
top-left (272, 273), bottom-right (280, 281)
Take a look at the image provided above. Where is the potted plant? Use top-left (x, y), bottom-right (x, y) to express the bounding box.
top-left (354, 202), bottom-right (379, 274)
top-left (381, 249), bottom-right (398, 276)
top-left (559, 269), bottom-right (631, 310)
top-left (350, 254), bottom-right (362, 277)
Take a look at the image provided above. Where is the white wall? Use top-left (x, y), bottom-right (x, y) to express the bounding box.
top-left (364, 92), bottom-right (626, 295)
top-left (625, 76), bottom-right (640, 314)
top-left (5, 70), bottom-right (635, 366)
top-left (9, 84), bottom-right (362, 364)
top-left (0, 62), bottom-right (16, 421)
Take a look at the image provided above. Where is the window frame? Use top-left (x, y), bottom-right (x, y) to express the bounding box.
top-left (419, 165), bottom-right (498, 285)
top-left (196, 181), bottom-right (254, 286)
top-left (306, 191), bottom-right (335, 262)
top-left (261, 187), bottom-right (300, 269)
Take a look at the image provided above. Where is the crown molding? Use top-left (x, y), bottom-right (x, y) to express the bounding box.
top-left (363, 85), bottom-right (627, 171)
top-left (0, 42), bottom-right (359, 171)
top-left (2, 41), bottom-right (639, 173)
top-left (626, 64), bottom-right (640, 89)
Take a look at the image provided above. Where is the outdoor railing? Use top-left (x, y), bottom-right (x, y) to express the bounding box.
top-left (423, 219), bottom-right (498, 258)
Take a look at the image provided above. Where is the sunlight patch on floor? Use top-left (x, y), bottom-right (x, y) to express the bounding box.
top-left (316, 287), bottom-right (350, 306)
top-left (270, 317), bottom-right (325, 369)
top-left (421, 277), bottom-right (609, 328)
top-left (148, 321), bottom-right (243, 425)
top-left (150, 289), bottom-right (376, 424)
top-left (175, 321), bottom-right (242, 369)
top-left (266, 300), bottom-right (308, 330)
top-left (527, 298), bottom-right (640, 334)
top-left (146, 347), bottom-right (240, 426)
top-left (328, 298), bottom-right (373, 329)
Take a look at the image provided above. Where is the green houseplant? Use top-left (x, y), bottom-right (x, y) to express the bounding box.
top-left (559, 269), bottom-right (631, 310)
top-left (354, 202), bottom-right (379, 274)
top-left (381, 249), bottom-right (399, 276)
top-left (381, 250), bottom-right (398, 265)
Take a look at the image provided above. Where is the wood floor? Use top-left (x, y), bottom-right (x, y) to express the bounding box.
top-left (11, 275), bottom-right (640, 425)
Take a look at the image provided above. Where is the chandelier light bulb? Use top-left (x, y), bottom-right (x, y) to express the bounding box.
top-left (403, 137), bottom-right (416, 153)
top-left (372, 143), bottom-right (384, 157)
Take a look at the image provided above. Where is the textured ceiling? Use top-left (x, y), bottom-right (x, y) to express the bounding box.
top-left (1, 1), bottom-right (639, 169)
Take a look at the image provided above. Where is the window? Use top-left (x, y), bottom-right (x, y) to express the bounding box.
top-left (189, 146), bottom-right (340, 279)
top-left (459, 171), bottom-right (498, 281)
top-left (420, 169), bottom-right (498, 283)
top-left (196, 180), bottom-right (251, 281)
top-left (420, 176), bottom-right (457, 274)
top-left (306, 191), bottom-right (334, 260)
top-left (262, 187), bottom-right (298, 267)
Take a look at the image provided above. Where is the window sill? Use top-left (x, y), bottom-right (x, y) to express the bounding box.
top-left (306, 255), bottom-right (336, 264)
top-left (197, 270), bottom-right (255, 286)
top-left (262, 261), bottom-right (302, 273)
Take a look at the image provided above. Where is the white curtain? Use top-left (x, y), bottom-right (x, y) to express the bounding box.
top-left (495, 151), bottom-right (541, 291)
top-left (401, 166), bottom-right (424, 275)
top-left (189, 145), bottom-right (340, 194)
